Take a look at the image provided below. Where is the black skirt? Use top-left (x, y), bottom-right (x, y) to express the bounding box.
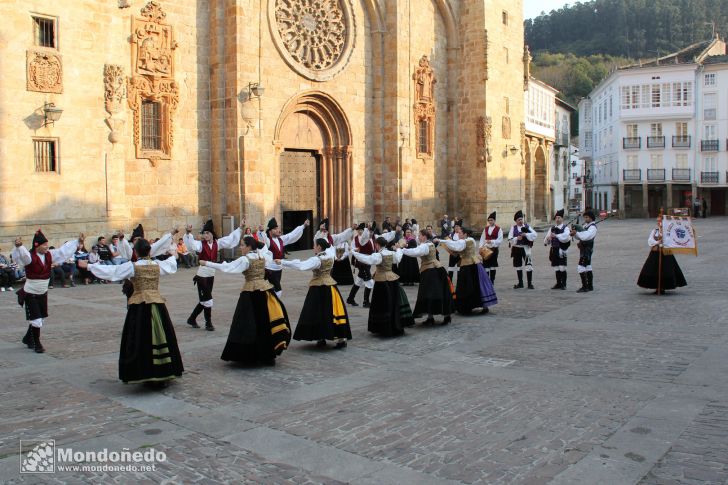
top-left (331, 259), bottom-right (354, 285)
top-left (294, 285), bottom-right (352, 341)
top-left (397, 255), bottom-right (421, 284)
top-left (455, 264), bottom-right (498, 314)
top-left (221, 290), bottom-right (291, 363)
top-left (482, 247), bottom-right (499, 268)
top-left (412, 267), bottom-right (453, 317)
top-left (368, 281), bottom-right (413, 336)
top-left (119, 303), bottom-right (184, 384)
top-left (637, 251), bottom-right (687, 290)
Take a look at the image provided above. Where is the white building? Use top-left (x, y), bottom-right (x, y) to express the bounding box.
top-left (578, 37), bottom-right (728, 217)
top-left (568, 147), bottom-right (583, 211)
top-left (553, 98), bottom-right (576, 213)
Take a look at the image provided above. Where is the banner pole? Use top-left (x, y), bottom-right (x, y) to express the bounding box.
top-left (657, 209), bottom-right (664, 296)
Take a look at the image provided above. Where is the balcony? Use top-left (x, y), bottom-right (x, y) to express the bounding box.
top-left (623, 137), bottom-right (641, 149)
top-left (672, 136), bottom-right (691, 148)
top-left (701, 139), bottom-right (719, 152)
top-left (647, 169), bottom-right (665, 181)
top-left (647, 136), bottom-right (665, 149)
top-left (701, 171), bottom-right (719, 183)
top-left (672, 168), bottom-right (691, 181)
top-left (623, 169), bottom-right (642, 182)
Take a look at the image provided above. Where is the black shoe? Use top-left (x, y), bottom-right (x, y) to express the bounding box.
top-left (481, 307), bottom-right (489, 314)
top-left (187, 318), bottom-right (200, 328)
top-left (577, 287), bottom-right (589, 293)
top-left (22, 325), bottom-right (34, 349)
top-left (316, 339), bottom-right (327, 347)
top-left (205, 324), bottom-right (215, 331)
top-left (422, 317), bottom-right (436, 325)
top-left (441, 315), bottom-right (451, 325)
top-left (335, 341), bottom-right (347, 349)
top-left (363, 301), bottom-right (370, 308)
top-left (513, 283), bottom-right (524, 289)
top-left (527, 284), bottom-right (535, 289)
top-left (32, 327), bottom-right (45, 353)
top-left (347, 299), bottom-right (359, 307)
top-left (551, 283), bottom-right (562, 290)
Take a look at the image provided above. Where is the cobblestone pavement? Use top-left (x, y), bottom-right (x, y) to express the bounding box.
top-left (0, 219), bottom-right (726, 484)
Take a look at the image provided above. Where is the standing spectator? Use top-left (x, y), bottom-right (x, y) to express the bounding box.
top-left (0, 246), bottom-right (18, 291)
top-left (440, 214), bottom-right (450, 238)
top-left (176, 238), bottom-right (193, 268)
top-left (96, 236), bottom-right (113, 265)
top-left (693, 196), bottom-right (701, 218)
top-left (702, 197), bottom-right (707, 218)
top-left (382, 216), bottom-right (393, 232)
top-left (10, 237), bottom-right (27, 279)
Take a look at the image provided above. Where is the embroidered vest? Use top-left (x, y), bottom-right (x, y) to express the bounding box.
top-left (199, 240), bottom-right (218, 262)
top-left (550, 225), bottom-right (571, 250)
top-left (309, 258), bottom-right (336, 286)
top-left (127, 263), bottom-right (165, 305)
top-left (25, 251), bottom-right (53, 280)
top-left (269, 237), bottom-right (285, 260)
top-left (373, 253), bottom-right (399, 282)
top-left (242, 258), bottom-right (274, 292)
top-left (419, 243), bottom-right (442, 271)
top-left (459, 239), bottom-right (482, 266)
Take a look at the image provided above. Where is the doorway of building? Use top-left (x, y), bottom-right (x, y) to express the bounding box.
top-left (280, 149), bottom-right (320, 251)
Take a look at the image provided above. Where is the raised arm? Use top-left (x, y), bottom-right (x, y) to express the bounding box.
top-left (204, 256), bottom-right (250, 273)
top-left (151, 232), bottom-right (174, 258)
top-left (280, 256), bottom-right (322, 272)
top-left (351, 251), bottom-right (382, 266)
top-left (183, 232), bottom-right (202, 253)
top-left (331, 227), bottom-right (353, 245)
top-left (358, 228), bottom-right (371, 246)
top-left (402, 243), bottom-right (430, 258)
top-left (50, 239), bottom-right (80, 264)
top-left (380, 231), bottom-right (397, 243)
top-left (442, 239), bottom-right (466, 252)
top-left (118, 238), bottom-right (133, 260)
top-left (216, 227), bottom-right (243, 250)
top-left (156, 257), bottom-right (178, 276)
top-left (280, 223), bottom-right (306, 245)
top-left (88, 261), bottom-right (135, 281)
top-left (12, 246), bottom-right (32, 266)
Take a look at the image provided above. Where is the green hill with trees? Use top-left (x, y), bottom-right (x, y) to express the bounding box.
top-left (525, 0), bottom-right (728, 116)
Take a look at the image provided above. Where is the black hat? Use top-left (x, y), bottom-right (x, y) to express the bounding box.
top-left (514, 210), bottom-right (524, 221)
top-left (357, 222), bottom-right (366, 230)
top-left (267, 217), bottom-right (279, 231)
top-left (32, 229), bottom-right (48, 248)
top-left (201, 219), bottom-right (214, 234)
top-left (583, 209), bottom-right (596, 220)
top-left (487, 211), bottom-right (496, 221)
top-left (554, 209), bottom-right (565, 219)
top-left (319, 218), bottom-right (329, 231)
top-left (131, 224), bottom-right (144, 240)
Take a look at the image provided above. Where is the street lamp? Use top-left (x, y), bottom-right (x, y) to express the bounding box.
top-left (42, 102), bottom-right (63, 126)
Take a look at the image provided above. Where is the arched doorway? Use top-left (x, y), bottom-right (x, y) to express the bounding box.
top-left (534, 146), bottom-right (547, 220)
top-left (274, 92), bottom-right (352, 248)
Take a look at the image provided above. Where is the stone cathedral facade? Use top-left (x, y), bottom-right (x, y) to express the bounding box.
top-left (0, 0), bottom-right (528, 244)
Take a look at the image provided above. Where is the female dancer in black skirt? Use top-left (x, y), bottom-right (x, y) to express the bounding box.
top-left (314, 218), bottom-right (355, 286)
top-left (441, 227), bottom-right (498, 315)
top-left (202, 236), bottom-right (291, 366)
top-left (637, 226), bottom-right (687, 294)
top-left (401, 230), bottom-right (453, 325)
top-left (84, 230), bottom-right (184, 385)
top-left (278, 238), bottom-right (352, 349)
top-left (351, 236), bottom-right (414, 336)
top-left (396, 228), bottom-right (421, 286)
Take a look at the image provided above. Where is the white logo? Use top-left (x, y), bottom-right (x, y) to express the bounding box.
top-left (20, 440), bottom-right (55, 474)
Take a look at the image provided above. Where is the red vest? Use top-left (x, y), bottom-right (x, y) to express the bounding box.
top-left (355, 235), bottom-right (374, 255)
top-left (485, 225), bottom-right (501, 240)
top-left (199, 240), bottom-right (218, 262)
top-left (26, 251), bottom-right (53, 280)
top-left (269, 237), bottom-right (285, 259)
top-left (326, 234), bottom-right (334, 245)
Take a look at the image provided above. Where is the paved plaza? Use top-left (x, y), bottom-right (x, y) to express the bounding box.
top-left (0, 218), bottom-right (727, 484)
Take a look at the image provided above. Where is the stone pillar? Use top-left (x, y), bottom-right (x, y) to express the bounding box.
top-left (618, 183), bottom-right (625, 219)
top-left (642, 182), bottom-right (649, 218)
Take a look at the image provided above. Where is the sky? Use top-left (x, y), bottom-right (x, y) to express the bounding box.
top-left (523, 0), bottom-right (573, 20)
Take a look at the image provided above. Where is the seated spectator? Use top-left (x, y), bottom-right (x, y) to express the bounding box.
top-left (0, 245), bottom-right (18, 291)
top-left (88, 245), bottom-right (104, 283)
top-left (74, 242), bottom-right (93, 285)
top-left (176, 238), bottom-right (193, 268)
top-left (109, 235), bottom-right (129, 265)
top-left (49, 251), bottom-right (77, 288)
top-left (96, 236), bottom-right (113, 265)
